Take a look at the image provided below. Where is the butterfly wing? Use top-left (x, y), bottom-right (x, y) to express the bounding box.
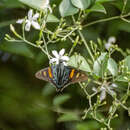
top-left (69, 68), bottom-right (88, 84)
top-left (58, 66), bottom-right (88, 91)
top-left (35, 67), bottom-right (50, 82)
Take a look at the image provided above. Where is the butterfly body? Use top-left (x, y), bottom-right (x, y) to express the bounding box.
top-left (35, 62), bottom-right (88, 91)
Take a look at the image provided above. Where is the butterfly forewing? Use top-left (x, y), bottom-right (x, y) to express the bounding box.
top-left (66, 67), bottom-right (88, 85)
top-left (35, 67), bottom-right (50, 82)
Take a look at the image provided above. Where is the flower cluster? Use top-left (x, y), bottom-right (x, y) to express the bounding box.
top-left (16, 0), bottom-right (52, 32)
top-left (17, 9), bottom-right (40, 31)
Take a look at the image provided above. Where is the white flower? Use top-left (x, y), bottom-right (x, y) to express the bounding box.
top-left (105, 42), bottom-right (112, 50)
top-left (92, 83), bottom-right (117, 102)
top-left (111, 83), bottom-right (118, 88)
top-left (105, 36), bottom-right (116, 50)
top-left (41, 0), bottom-right (52, 13)
top-left (50, 49), bottom-right (69, 65)
top-left (108, 37), bottom-right (116, 43)
top-left (100, 86), bottom-right (107, 101)
top-left (16, 9), bottom-right (40, 31)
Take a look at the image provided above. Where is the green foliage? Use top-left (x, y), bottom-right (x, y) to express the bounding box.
top-left (87, 3), bottom-right (106, 14)
top-left (19, 0), bottom-right (46, 10)
top-left (47, 14), bottom-right (59, 23)
top-left (71, 0), bottom-right (91, 10)
top-left (59, 0), bottom-right (79, 17)
top-left (68, 54), bottom-right (91, 72)
top-left (1, 0), bottom-right (22, 8)
top-left (96, 0), bottom-right (114, 3)
top-left (124, 55), bottom-right (130, 71)
top-left (57, 112), bottom-right (80, 122)
top-left (0, 41), bottom-right (34, 58)
top-left (0, 0), bottom-right (130, 130)
top-left (93, 52), bottom-right (108, 77)
top-left (53, 94), bottom-right (71, 106)
top-left (107, 58), bottom-right (118, 76)
top-left (76, 121), bottom-right (101, 130)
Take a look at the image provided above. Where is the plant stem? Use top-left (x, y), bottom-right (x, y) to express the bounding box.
top-left (22, 39), bottom-right (51, 57)
top-left (83, 12), bottom-right (130, 28)
top-left (78, 30), bottom-right (95, 62)
top-left (72, 16), bottom-right (95, 62)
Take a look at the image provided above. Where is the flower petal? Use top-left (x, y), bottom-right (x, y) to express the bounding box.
top-left (100, 90), bottom-right (106, 101)
top-left (56, 60), bottom-right (59, 64)
top-left (92, 87), bottom-right (97, 92)
top-left (52, 50), bottom-right (59, 58)
top-left (32, 21), bottom-right (40, 30)
top-left (108, 36), bottom-right (116, 43)
top-left (41, 0), bottom-right (49, 8)
top-left (16, 19), bottom-right (24, 24)
top-left (32, 13), bottom-right (39, 21)
top-left (105, 42), bottom-right (112, 50)
top-left (59, 49), bottom-right (65, 56)
top-left (61, 56), bottom-right (69, 61)
top-left (48, 6), bottom-right (52, 13)
top-left (111, 83), bottom-right (118, 88)
top-left (49, 58), bottom-right (57, 64)
top-left (45, 0), bottom-right (49, 5)
top-left (28, 9), bottom-right (33, 20)
top-left (63, 61), bottom-right (68, 66)
top-left (25, 21), bottom-right (31, 31)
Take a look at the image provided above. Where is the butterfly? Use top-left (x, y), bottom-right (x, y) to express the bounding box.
top-left (35, 62), bottom-right (88, 92)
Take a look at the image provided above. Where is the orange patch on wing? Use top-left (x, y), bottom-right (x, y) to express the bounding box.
top-left (48, 67), bottom-right (53, 78)
top-left (70, 69), bottom-right (75, 79)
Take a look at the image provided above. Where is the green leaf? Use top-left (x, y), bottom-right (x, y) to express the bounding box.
top-left (124, 55), bottom-right (130, 71)
top-left (71, 0), bottom-right (91, 10)
top-left (47, 14), bottom-right (59, 23)
top-left (59, 0), bottom-right (79, 17)
top-left (0, 20), bottom-right (16, 28)
top-left (42, 83), bottom-right (55, 96)
top-left (107, 58), bottom-right (118, 76)
top-left (57, 112), bottom-right (80, 122)
top-left (76, 121), bottom-right (100, 130)
top-left (19, 0), bottom-right (48, 10)
top-left (1, 0), bottom-right (23, 8)
top-left (96, 0), bottom-right (114, 3)
top-left (68, 54), bottom-right (91, 72)
top-left (0, 42), bottom-right (34, 58)
top-left (53, 94), bottom-right (71, 106)
top-left (87, 3), bottom-right (106, 14)
top-left (115, 75), bottom-right (129, 82)
top-left (93, 52), bottom-right (108, 77)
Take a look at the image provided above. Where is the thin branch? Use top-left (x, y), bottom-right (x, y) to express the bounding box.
top-left (83, 12), bottom-right (130, 28)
